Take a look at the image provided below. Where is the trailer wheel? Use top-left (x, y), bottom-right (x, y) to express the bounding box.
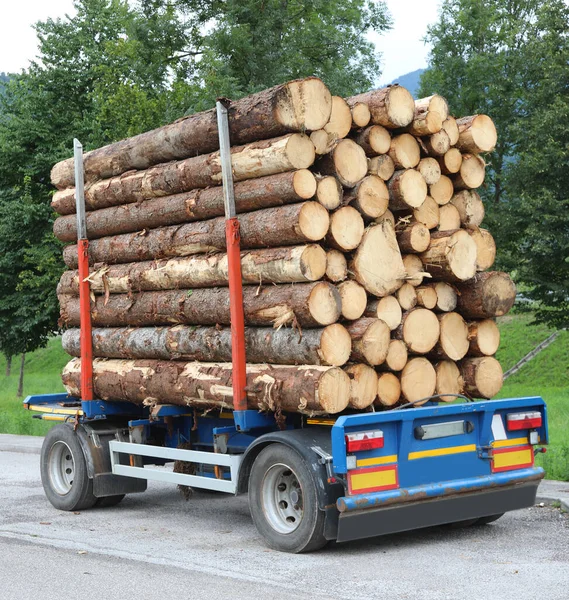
top-left (95, 495), bottom-right (125, 508)
top-left (475, 513), bottom-right (504, 525)
top-left (40, 424), bottom-right (97, 511)
top-left (248, 444), bottom-right (327, 553)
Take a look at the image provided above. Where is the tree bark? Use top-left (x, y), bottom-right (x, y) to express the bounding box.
top-left (396, 222), bottom-right (430, 253)
top-left (59, 281), bottom-right (341, 329)
top-left (419, 229), bottom-right (477, 282)
top-left (62, 358), bottom-right (351, 415)
top-left (58, 245), bottom-right (327, 295)
top-left (17, 354), bottom-right (25, 398)
top-left (346, 318), bottom-right (390, 366)
top-left (347, 86), bottom-right (415, 129)
top-left (344, 364), bottom-right (378, 409)
top-left (450, 190), bottom-right (485, 226)
top-left (368, 155), bottom-right (395, 181)
top-left (388, 134), bottom-right (421, 169)
top-left (337, 280), bottom-right (367, 320)
top-left (455, 272), bottom-right (516, 318)
top-left (343, 175), bottom-right (389, 221)
top-left (315, 139), bottom-right (368, 188)
top-left (365, 295), bottom-right (402, 331)
top-left (399, 357), bottom-right (436, 405)
top-left (459, 356), bottom-right (503, 399)
top-left (417, 157), bottom-right (441, 185)
top-left (62, 323), bottom-right (352, 367)
top-left (429, 312), bottom-right (469, 361)
top-left (63, 202), bottom-right (330, 268)
top-left (375, 372), bottom-right (401, 407)
top-left (354, 125), bottom-right (391, 156)
top-left (51, 77), bottom-right (332, 189)
top-left (325, 250), bottom-right (347, 283)
top-left (456, 115), bottom-right (497, 154)
top-left (325, 206), bottom-right (364, 251)
top-left (467, 319), bottom-right (500, 357)
top-left (393, 308), bottom-right (440, 354)
top-left (388, 169), bottom-right (427, 210)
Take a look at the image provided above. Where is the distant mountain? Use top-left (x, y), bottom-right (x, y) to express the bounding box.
top-left (390, 68), bottom-right (426, 99)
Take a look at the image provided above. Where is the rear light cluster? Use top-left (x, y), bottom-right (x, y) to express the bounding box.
top-left (345, 430), bottom-right (384, 453)
top-left (506, 411), bottom-right (542, 431)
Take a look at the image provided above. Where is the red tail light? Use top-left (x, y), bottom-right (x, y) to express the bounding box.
top-left (345, 430), bottom-right (384, 453)
top-left (506, 411), bottom-right (542, 431)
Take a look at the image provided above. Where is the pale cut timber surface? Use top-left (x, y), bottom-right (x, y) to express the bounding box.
top-left (325, 249), bottom-right (348, 282)
top-left (388, 134), bottom-right (421, 169)
top-left (434, 282), bottom-right (458, 312)
top-left (350, 102), bottom-right (371, 128)
top-left (347, 85), bottom-right (415, 129)
top-left (350, 220), bottom-right (406, 297)
top-left (365, 295), bottom-right (402, 331)
top-left (435, 360), bottom-right (463, 401)
top-left (355, 125), bottom-right (391, 156)
top-left (337, 280), bottom-right (367, 320)
top-left (429, 175), bottom-right (454, 206)
top-left (422, 130), bottom-right (451, 156)
top-left (62, 323), bottom-right (352, 366)
top-left (382, 339), bottom-right (408, 371)
top-left (456, 115), bottom-right (497, 154)
top-left (394, 308), bottom-right (440, 354)
top-left (52, 169), bottom-right (317, 234)
top-left (376, 208), bottom-right (395, 227)
top-left (375, 372), bottom-right (401, 407)
top-left (442, 116), bottom-right (459, 145)
top-left (415, 95), bottom-right (449, 122)
top-left (400, 357), bottom-right (437, 405)
top-left (316, 138), bottom-right (368, 188)
top-left (467, 227), bottom-right (496, 271)
top-left (403, 111), bottom-right (443, 136)
top-left (437, 203), bottom-right (461, 231)
top-left (324, 96), bottom-right (353, 139)
top-left (58, 245), bottom-right (327, 295)
top-left (430, 312), bottom-right (469, 361)
top-left (396, 283), bottom-right (418, 311)
top-left (415, 285), bottom-right (438, 309)
top-left (388, 169), bottom-right (427, 210)
top-left (467, 319), bottom-right (500, 357)
top-left (368, 155), bottom-right (395, 181)
top-left (51, 77), bottom-right (332, 189)
top-left (63, 202), bottom-right (330, 268)
top-left (402, 254), bottom-right (428, 287)
top-left (62, 358), bottom-right (351, 415)
top-left (59, 281), bottom-right (341, 329)
top-left (412, 195), bottom-right (440, 229)
top-left (325, 206), bottom-right (364, 251)
top-left (419, 229), bottom-right (477, 282)
top-left (437, 148), bottom-right (462, 175)
top-left (346, 318), bottom-right (390, 366)
top-left (460, 356), bottom-right (503, 399)
top-left (344, 364), bottom-right (378, 409)
top-left (417, 157), bottom-right (441, 185)
top-left (315, 175), bottom-right (343, 210)
top-left (396, 222), bottom-right (430, 253)
top-left (455, 272), bottom-right (516, 318)
top-left (310, 130), bottom-right (334, 155)
top-left (453, 154), bottom-right (485, 190)
top-left (450, 190), bottom-right (485, 226)
top-left (344, 175), bottom-right (389, 220)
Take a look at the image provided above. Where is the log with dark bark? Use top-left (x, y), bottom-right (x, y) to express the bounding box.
top-left (388, 169), bottom-right (427, 210)
top-left (58, 245), bottom-right (327, 295)
top-left (399, 357), bottom-right (436, 405)
top-left (63, 202), bottom-right (330, 268)
top-left (344, 364), bottom-right (378, 409)
top-left (429, 312), bottom-right (469, 361)
top-left (393, 308), bottom-right (440, 354)
top-left (354, 125), bottom-right (391, 156)
top-left (456, 115), bottom-right (497, 154)
top-left (315, 139), bottom-right (368, 188)
top-left (365, 295), bottom-right (402, 331)
top-left (375, 372), bottom-right (401, 407)
top-left (435, 360), bottom-right (463, 401)
top-left (51, 77), bottom-right (332, 189)
top-left (467, 319), bottom-right (500, 357)
top-left (62, 323), bottom-right (352, 367)
top-left (388, 134), bottom-right (421, 169)
top-left (459, 356), bottom-right (503, 398)
top-left (466, 227), bottom-right (496, 271)
top-left (59, 281), bottom-right (342, 329)
top-left (450, 190), bottom-right (485, 226)
top-left (337, 280), bottom-right (367, 320)
top-left (344, 175), bottom-right (389, 220)
top-left (325, 249), bottom-right (348, 283)
top-left (419, 229), bottom-right (477, 282)
top-left (325, 206), bottom-right (365, 251)
top-left (347, 85), bottom-right (415, 129)
top-left (396, 222), bottom-right (430, 253)
top-left (62, 358), bottom-right (351, 415)
top-left (455, 272), bottom-right (516, 318)
top-left (346, 318), bottom-right (390, 366)
top-left (368, 155), bottom-right (395, 181)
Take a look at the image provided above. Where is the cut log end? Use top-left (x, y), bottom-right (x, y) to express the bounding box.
top-left (450, 190), bottom-right (485, 226)
top-left (417, 157), bottom-right (441, 185)
top-left (310, 130), bottom-right (333, 155)
top-left (298, 201), bottom-right (330, 241)
top-left (456, 115), bottom-right (497, 154)
top-left (435, 282), bottom-right (457, 312)
top-left (421, 229), bottom-right (477, 282)
top-left (368, 155), bottom-right (395, 181)
top-left (396, 283), bottom-right (418, 311)
top-left (397, 222), bottom-right (431, 253)
top-left (468, 319), bottom-right (500, 356)
top-left (347, 175), bottom-right (389, 220)
top-left (327, 206), bottom-right (365, 251)
top-left (308, 282), bottom-right (343, 326)
top-left (434, 312), bottom-right (469, 360)
top-left (326, 138), bottom-right (368, 188)
top-left (467, 227), bottom-right (496, 271)
top-left (276, 77), bottom-right (333, 132)
top-left (384, 339), bottom-right (408, 371)
top-left (402, 254), bottom-right (426, 287)
top-left (438, 148), bottom-right (462, 175)
top-left (424, 130), bottom-right (451, 156)
top-left (453, 154), bottom-right (485, 190)
top-left (356, 125), bottom-right (391, 156)
top-left (293, 169), bottom-right (318, 198)
top-left (351, 102), bottom-right (371, 128)
top-left (460, 356), bottom-right (503, 399)
top-left (345, 364), bottom-right (378, 409)
top-left (389, 169), bottom-right (428, 210)
top-left (324, 96), bottom-right (353, 139)
top-left (442, 116), bottom-right (459, 146)
top-left (317, 367), bottom-right (352, 413)
top-left (348, 318), bottom-right (390, 365)
top-left (416, 286), bottom-right (438, 309)
top-left (384, 86), bottom-right (416, 128)
top-left (298, 244), bottom-right (327, 281)
top-left (437, 203), bottom-right (461, 231)
top-left (412, 195), bottom-right (440, 230)
top-left (338, 280), bottom-right (367, 320)
top-left (396, 308), bottom-right (440, 354)
top-left (375, 372), bottom-right (401, 407)
top-left (368, 295), bottom-right (402, 331)
top-left (319, 324), bottom-right (353, 366)
top-left (429, 175), bottom-right (454, 206)
top-left (325, 249), bottom-right (348, 282)
top-left (315, 175), bottom-right (342, 210)
top-left (435, 360), bottom-right (463, 401)
top-left (389, 134), bottom-right (421, 169)
top-left (400, 357), bottom-right (436, 405)
top-left (285, 133), bottom-right (317, 169)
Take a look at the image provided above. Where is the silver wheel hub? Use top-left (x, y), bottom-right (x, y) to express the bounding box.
top-left (48, 441), bottom-right (75, 495)
top-left (261, 463), bottom-right (304, 534)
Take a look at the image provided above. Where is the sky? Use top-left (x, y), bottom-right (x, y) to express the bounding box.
top-left (0, 0), bottom-right (441, 82)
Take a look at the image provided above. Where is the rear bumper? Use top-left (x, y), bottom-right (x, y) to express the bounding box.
top-left (335, 467), bottom-right (544, 543)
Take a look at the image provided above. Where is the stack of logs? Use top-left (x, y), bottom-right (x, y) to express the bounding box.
top-left (51, 77), bottom-right (516, 417)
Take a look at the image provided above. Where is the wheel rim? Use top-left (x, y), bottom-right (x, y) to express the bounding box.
top-left (261, 463), bottom-right (304, 534)
top-left (48, 441), bottom-right (75, 496)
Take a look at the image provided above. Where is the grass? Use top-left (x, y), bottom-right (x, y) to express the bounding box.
top-left (0, 316), bottom-right (567, 480)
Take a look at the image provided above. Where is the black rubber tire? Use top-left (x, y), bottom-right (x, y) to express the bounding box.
top-left (475, 513), bottom-right (504, 526)
top-left (95, 495), bottom-right (125, 508)
top-left (40, 424), bottom-right (97, 511)
top-left (248, 444), bottom-right (327, 553)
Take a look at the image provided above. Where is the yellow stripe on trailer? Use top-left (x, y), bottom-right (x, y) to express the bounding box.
top-left (27, 404), bottom-right (83, 416)
top-left (492, 446), bottom-right (534, 472)
top-left (356, 454), bottom-right (398, 467)
top-left (408, 444), bottom-right (477, 461)
top-left (492, 437), bottom-right (528, 448)
top-left (348, 465), bottom-right (399, 494)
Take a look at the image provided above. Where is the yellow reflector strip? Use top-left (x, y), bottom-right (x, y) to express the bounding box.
top-left (408, 444), bottom-right (477, 460)
top-left (40, 415), bottom-right (68, 422)
top-left (492, 446), bottom-right (534, 472)
top-left (492, 437), bottom-right (528, 448)
top-left (27, 404), bottom-right (83, 416)
top-left (306, 418), bottom-right (336, 426)
top-left (356, 454), bottom-right (398, 467)
top-left (348, 466), bottom-right (398, 494)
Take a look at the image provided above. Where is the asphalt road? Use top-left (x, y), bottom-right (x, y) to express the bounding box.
top-left (1, 445), bottom-right (568, 600)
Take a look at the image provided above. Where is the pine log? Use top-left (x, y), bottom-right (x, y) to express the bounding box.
top-left (55, 133), bottom-right (316, 213)
top-left (326, 206), bottom-right (365, 251)
top-left (324, 96), bottom-right (353, 139)
top-left (415, 95), bottom-right (449, 122)
top-left (412, 195), bottom-right (440, 229)
top-left (344, 175), bottom-right (389, 220)
top-left (375, 372), bottom-right (401, 407)
top-left (346, 318), bottom-right (390, 366)
top-left (430, 312), bottom-right (469, 360)
top-left (456, 115), bottom-right (497, 154)
top-left (58, 245), bottom-right (327, 296)
top-left (460, 356), bottom-right (503, 398)
top-left (434, 282), bottom-right (458, 312)
top-left (399, 357), bottom-right (436, 405)
top-left (415, 285), bottom-right (438, 309)
top-left (453, 154), bottom-right (485, 190)
top-left (59, 281), bottom-right (342, 329)
top-left (388, 169), bottom-right (427, 210)
top-left (417, 157), bottom-right (441, 185)
top-left (402, 254), bottom-right (429, 287)
top-left (368, 155), bottom-right (395, 181)
top-left (450, 190), bottom-right (485, 226)
top-left (396, 283), bottom-right (418, 311)
top-left (393, 308), bottom-right (440, 354)
top-left (347, 85), bottom-right (415, 129)
top-left (310, 130), bottom-right (335, 155)
top-left (422, 130), bottom-right (451, 156)
top-left (442, 116), bottom-right (459, 145)
top-left (419, 229), bottom-right (477, 282)
top-left (467, 227), bottom-right (496, 271)
top-left (325, 250), bottom-right (348, 282)
top-left (350, 102), bottom-right (371, 128)
top-left (376, 208), bottom-right (395, 227)
top-left (396, 222), bottom-right (430, 253)
top-left (51, 77), bottom-right (332, 189)
top-left (467, 319), bottom-right (500, 357)
top-left (382, 339), bottom-right (408, 371)
top-left (344, 364), bottom-right (378, 409)
top-left (435, 360), bottom-right (463, 401)
top-left (402, 111), bottom-right (443, 136)
top-left (53, 169), bottom-right (317, 236)
top-left (337, 281), bottom-right (367, 320)
top-left (315, 175), bottom-right (343, 210)
top-left (315, 138), bottom-right (368, 188)
top-left (455, 272), bottom-right (516, 318)
top-left (437, 204), bottom-right (461, 231)
top-left (437, 148), bottom-right (462, 175)
top-left (350, 221), bottom-right (406, 297)
top-left (365, 295), bottom-right (402, 331)
top-left (354, 125), bottom-right (391, 156)
top-left (62, 323), bottom-right (352, 366)
top-left (62, 358), bottom-right (350, 415)
top-left (429, 175), bottom-right (454, 206)
top-left (388, 134), bottom-right (421, 169)
top-left (63, 202), bottom-right (330, 268)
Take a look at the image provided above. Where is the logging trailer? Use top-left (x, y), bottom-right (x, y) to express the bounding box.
top-left (24, 102), bottom-right (548, 553)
